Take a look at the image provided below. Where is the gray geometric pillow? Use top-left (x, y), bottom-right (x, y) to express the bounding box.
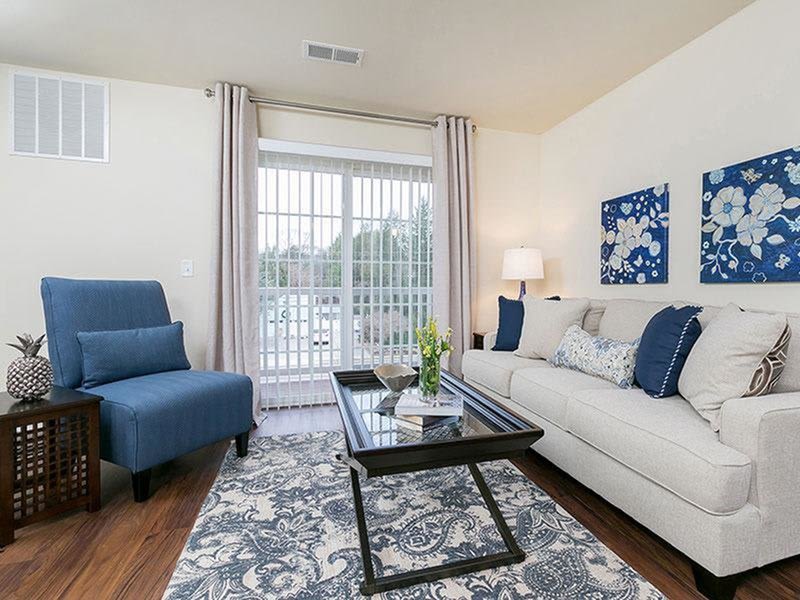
top-left (745, 323), bottom-right (792, 397)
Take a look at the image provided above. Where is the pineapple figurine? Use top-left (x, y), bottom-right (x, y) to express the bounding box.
top-left (6, 333), bottom-right (53, 401)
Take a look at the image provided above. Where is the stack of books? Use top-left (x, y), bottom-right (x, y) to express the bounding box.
top-left (391, 392), bottom-right (463, 432)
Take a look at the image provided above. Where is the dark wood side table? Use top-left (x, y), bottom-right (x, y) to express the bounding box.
top-left (472, 331), bottom-right (488, 350)
top-left (0, 386), bottom-right (101, 546)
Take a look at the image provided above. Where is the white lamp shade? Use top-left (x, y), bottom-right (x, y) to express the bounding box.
top-left (502, 247), bottom-right (544, 280)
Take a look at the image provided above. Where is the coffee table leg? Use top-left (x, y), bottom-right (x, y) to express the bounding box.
top-left (468, 463), bottom-right (524, 559)
top-left (348, 466), bottom-right (377, 594)
top-left (342, 458), bottom-right (525, 596)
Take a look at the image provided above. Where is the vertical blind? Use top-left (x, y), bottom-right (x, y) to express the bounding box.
top-left (258, 151), bottom-right (433, 408)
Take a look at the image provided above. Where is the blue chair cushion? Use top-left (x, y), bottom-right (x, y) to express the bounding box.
top-left (77, 322), bottom-right (191, 388)
top-left (42, 278), bottom-right (172, 389)
top-left (82, 370), bottom-right (252, 472)
top-left (635, 305), bottom-right (703, 398)
top-left (492, 296), bottom-right (525, 351)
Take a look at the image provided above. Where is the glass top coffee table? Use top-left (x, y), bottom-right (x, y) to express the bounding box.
top-left (330, 368), bottom-right (543, 596)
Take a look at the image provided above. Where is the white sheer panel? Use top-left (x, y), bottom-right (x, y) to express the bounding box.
top-left (258, 151), bottom-right (433, 408)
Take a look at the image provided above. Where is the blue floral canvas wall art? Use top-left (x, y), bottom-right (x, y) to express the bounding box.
top-left (701, 146), bottom-right (800, 283)
top-left (601, 184), bottom-right (669, 285)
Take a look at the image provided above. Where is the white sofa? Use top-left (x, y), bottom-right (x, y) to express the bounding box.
top-left (462, 298), bottom-right (800, 600)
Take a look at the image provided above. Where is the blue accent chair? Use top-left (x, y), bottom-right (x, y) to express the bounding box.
top-left (41, 277), bottom-right (252, 501)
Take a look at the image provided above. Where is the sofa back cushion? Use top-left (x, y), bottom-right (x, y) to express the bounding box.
top-left (696, 305), bottom-right (800, 393)
top-left (41, 277), bottom-right (172, 389)
top-left (581, 299), bottom-right (607, 336)
top-left (679, 303), bottom-right (788, 431)
top-left (515, 297), bottom-right (589, 360)
top-left (598, 299), bottom-right (671, 342)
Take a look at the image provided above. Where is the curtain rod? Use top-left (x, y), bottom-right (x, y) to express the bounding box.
top-left (203, 87), bottom-right (476, 132)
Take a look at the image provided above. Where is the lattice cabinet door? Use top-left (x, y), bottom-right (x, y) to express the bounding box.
top-left (0, 393), bottom-right (100, 546)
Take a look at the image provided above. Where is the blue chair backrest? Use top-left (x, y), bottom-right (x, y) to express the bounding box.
top-left (41, 277), bottom-right (172, 389)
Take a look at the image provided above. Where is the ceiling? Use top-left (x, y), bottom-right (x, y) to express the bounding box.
top-left (0, 0), bottom-right (754, 133)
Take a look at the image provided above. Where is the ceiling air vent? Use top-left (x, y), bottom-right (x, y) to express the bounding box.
top-left (303, 40), bottom-right (363, 66)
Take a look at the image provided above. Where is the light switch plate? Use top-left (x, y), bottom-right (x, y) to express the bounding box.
top-left (180, 259), bottom-right (194, 277)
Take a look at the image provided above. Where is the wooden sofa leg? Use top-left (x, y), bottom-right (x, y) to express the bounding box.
top-left (235, 431), bottom-right (249, 458)
top-left (691, 562), bottom-right (742, 600)
top-left (132, 469), bottom-right (152, 503)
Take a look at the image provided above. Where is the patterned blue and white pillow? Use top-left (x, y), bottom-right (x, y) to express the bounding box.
top-left (551, 325), bottom-right (640, 388)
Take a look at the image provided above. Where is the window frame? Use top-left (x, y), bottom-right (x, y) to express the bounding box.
top-left (257, 140), bottom-right (433, 407)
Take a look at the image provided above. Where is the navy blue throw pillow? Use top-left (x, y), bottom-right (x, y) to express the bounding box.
top-left (492, 296), bottom-right (525, 351)
top-left (77, 322), bottom-right (191, 388)
top-left (635, 306), bottom-right (703, 398)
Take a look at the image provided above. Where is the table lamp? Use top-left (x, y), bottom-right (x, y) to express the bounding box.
top-left (502, 247), bottom-right (544, 299)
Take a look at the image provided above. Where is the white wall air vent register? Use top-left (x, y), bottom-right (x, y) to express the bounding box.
top-left (10, 71), bottom-right (109, 162)
top-left (303, 40), bottom-right (364, 66)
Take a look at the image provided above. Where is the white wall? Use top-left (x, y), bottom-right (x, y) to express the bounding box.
top-left (538, 0), bottom-right (800, 312)
top-left (0, 64), bottom-right (217, 376)
top-left (473, 128), bottom-right (540, 332)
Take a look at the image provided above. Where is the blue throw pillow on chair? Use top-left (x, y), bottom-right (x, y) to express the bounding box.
top-left (492, 296), bottom-right (525, 351)
top-left (635, 305), bottom-right (703, 398)
top-left (77, 321), bottom-right (191, 388)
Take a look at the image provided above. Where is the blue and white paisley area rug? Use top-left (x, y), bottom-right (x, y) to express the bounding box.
top-left (164, 431), bottom-right (664, 599)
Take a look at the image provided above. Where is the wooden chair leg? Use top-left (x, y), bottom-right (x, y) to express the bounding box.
top-left (131, 469), bottom-right (152, 503)
top-left (691, 562), bottom-right (742, 600)
top-left (235, 431), bottom-right (249, 457)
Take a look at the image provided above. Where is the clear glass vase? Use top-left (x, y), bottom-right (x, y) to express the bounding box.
top-left (418, 355), bottom-right (441, 399)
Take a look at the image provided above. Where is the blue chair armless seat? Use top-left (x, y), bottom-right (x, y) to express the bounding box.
top-left (41, 277), bottom-right (252, 501)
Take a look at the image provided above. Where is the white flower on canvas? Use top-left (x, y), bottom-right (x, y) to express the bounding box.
top-left (639, 231), bottom-right (662, 257)
top-left (709, 169), bottom-right (725, 184)
top-left (709, 186), bottom-right (746, 227)
top-left (614, 217), bottom-right (643, 258)
top-left (785, 162), bottom-right (800, 185)
top-left (775, 254), bottom-right (791, 270)
top-left (749, 183), bottom-right (786, 221)
top-left (736, 214), bottom-right (768, 251)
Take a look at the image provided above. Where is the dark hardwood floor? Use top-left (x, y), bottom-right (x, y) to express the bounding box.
top-left (0, 405), bottom-right (797, 599)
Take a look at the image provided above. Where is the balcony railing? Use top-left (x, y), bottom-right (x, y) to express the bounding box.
top-left (259, 286), bottom-right (432, 408)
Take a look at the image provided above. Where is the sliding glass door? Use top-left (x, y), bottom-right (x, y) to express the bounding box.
top-left (258, 150), bottom-right (433, 408)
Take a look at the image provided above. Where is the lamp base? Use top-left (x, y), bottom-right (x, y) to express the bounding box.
top-left (518, 280), bottom-right (526, 300)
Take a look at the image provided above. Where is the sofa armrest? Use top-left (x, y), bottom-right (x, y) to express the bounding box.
top-left (720, 393), bottom-right (800, 564)
top-left (483, 331), bottom-right (497, 350)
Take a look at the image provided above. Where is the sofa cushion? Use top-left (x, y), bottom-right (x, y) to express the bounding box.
top-left (462, 350), bottom-right (548, 397)
top-left (679, 303), bottom-right (788, 431)
top-left (582, 299), bottom-right (607, 336)
top-left (515, 297), bottom-right (589, 360)
top-left (774, 315), bottom-right (800, 393)
top-left (493, 296), bottom-right (525, 351)
top-left (598, 299), bottom-right (670, 342)
top-left (83, 370), bottom-right (252, 472)
top-left (566, 388), bottom-right (752, 515)
top-left (635, 305), bottom-right (703, 398)
top-left (510, 367), bottom-right (617, 428)
top-left (552, 325), bottom-right (639, 388)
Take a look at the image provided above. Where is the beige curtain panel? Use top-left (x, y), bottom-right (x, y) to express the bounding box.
top-left (432, 115), bottom-right (476, 376)
top-left (207, 81), bottom-right (262, 421)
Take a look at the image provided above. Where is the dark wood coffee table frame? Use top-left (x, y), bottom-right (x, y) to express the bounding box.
top-left (330, 369), bottom-right (543, 596)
